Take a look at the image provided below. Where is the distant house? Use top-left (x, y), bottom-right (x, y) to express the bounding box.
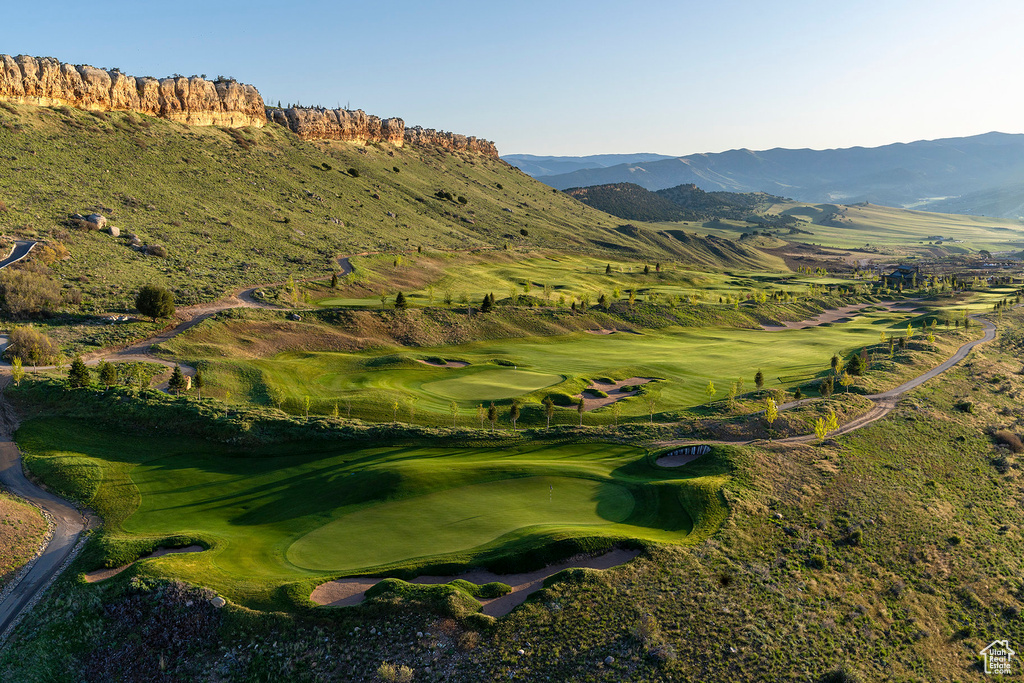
top-left (883, 264), bottom-right (920, 286)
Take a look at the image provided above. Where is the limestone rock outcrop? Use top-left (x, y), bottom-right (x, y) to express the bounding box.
top-left (404, 126), bottom-right (498, 157)
top-left (266, 107), bottom-right (404, 144)
top-left (0, 54), bottom-right (266, 128)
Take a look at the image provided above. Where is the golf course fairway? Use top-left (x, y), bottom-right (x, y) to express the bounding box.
top-left (16, 418), bottom-right (731, 607)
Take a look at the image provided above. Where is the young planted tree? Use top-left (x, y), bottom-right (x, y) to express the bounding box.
top-left (543, 396), bottom-right (555, 429)
top-left (826, 408), bottom-right (839, 433)
top-left (135, 284), bottom-right (175, 322)
top-left (612, 401), bottom-right (621, 426)
top-left (449, 401), bottom-right (459, 427)
top-left (577, 397), bottom-right (585, 426)
top-left (754, 370), bottom-right (764, 391)
top-left (510, 401), bottom-right (521, 431)
top-left (480, 294), bottom-right (493, 314)
top-left (830, 354), bottom-right (840, 373)
top-left (814, 417), bottom-right (828, 443)
top-left (705, 381), bottom-right (716, 404)
top-left (605, 264), bottom-right (612, 274)
top-left (793, 386), bottom-right (803, 400)
top-left (839, 371), bottom-right (854, 393)
top-left (379, 293), bottom-right (389, 310)
top-left (408, 396), bottom-right (419, 423)
top-left (477, 403), bottom-right (486, 430)
top-left (10, 357), bottom-right (23, 386)
top-left (647, 396), bottom-right (657, 423)
top-left (394, 292), bottom-right (408, 310)
top-left (68, 356), bottom-right (90, 388)
top-left (330, 272), bottom-right (339, 289)
top-left (820, 376), bottom-right (834, 399)
top-left (303, 395), bottom-right (312, 417)
top-left (193, 369), bottom-right (204, 399)
top-left (488, 402), bottom-right (498, 432)
top-left (269, 387), bottom-right (285, 410)
top-left (764, 397), bottom-right (778, 431)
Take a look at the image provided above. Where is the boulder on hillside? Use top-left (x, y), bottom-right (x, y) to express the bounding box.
top-left (108, 225), bottom-right (120, 237)
top-left (85, 213), bottom-right (107, 229)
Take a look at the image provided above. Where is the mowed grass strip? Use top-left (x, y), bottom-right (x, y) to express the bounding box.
top-left (420, 368), bottom-right (563, 401)
top-left (16, 419), bottom-right (725, 606)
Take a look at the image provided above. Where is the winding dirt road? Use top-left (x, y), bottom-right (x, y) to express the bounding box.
top-left (0, 377), bottom-right (91, 641)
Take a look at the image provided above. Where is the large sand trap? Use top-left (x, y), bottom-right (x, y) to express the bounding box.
top-left (578, 377), bottom-right (654, 411)
top-left (585, 329), bottom-right (617, 335)
top-left (416, 358), bottom-right (470, 368)
top-left (310, 548), bottom-right (640, 617)
top-left (83, 545), bottom-right (206, 583)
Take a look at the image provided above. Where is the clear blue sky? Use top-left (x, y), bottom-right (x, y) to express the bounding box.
top-left (6, 0), bottom-right (1024, 156)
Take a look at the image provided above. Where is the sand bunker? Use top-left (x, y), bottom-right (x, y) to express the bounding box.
top-left (578, 377), bottom-right (654, 411)
top-left (585, 329), bottom-right (617, 335)
top-left (83, 545), bottom-right (206, 583)
top-left (310, 548), bottom-right (639, 617)
top-left (656, 444), bottom-right (711, 468)
top-left (416, 358), bottom-right (470, 368)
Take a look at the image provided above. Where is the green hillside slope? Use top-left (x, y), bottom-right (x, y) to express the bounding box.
top-left (0, 102), bottom-right (780, 312)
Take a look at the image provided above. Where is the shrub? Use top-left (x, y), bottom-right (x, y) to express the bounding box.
top-left (520, 228), bottom-right (528, 237)
top-left (377, 662), bottom-right (414, 683)
top-left (819, 667), bottom-right (862, 683)
top-left (348, 167), bottom-right (360, 178)
top-left (135, 284), bottom-right (175, 321)
top-left (954, 400), bottom-right (975, 414)
top-left (457, 195), bottom-right (468, 204)
top-left (0, 267), bottom-right (61, 317)
top-left (993, 429), bottom-right (1023, 453)
top-left (393, 166), bottom-right (400, 173)
top-left (145, 244), bottom-right (168, 258)
top-left (585, 388), bottom-right (608, 398)
top-left (619, 385), bottom-right (634, 393)
top-left (7, 326), bottom-right (59, 365)
top-left (547, 392), bottom-right (576, 407)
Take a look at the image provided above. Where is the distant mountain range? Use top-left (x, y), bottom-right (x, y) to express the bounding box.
top-left (502, 133), bottom-right (1024, 218)
top-left (501, 153), bottom-right (676, 178)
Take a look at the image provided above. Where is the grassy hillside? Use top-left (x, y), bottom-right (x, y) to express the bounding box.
top-left (563, 183), bottom-right (692, 222)
top-left (0, 102), bottom-right (778, 314)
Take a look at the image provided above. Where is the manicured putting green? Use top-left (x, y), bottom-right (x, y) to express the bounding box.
top-left (18, 419), bottom-right (727, 606)
top-left (420, 368), bottom-right (563, 400)
top-left (287, 476), bottom-right (633, 571)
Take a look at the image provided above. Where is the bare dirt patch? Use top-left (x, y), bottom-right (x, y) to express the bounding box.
top-left (578, 377), bottom-right (654, 411)
top-left (311, 548), bottom-right (639, 617)
top-left (83, 545), bottom-right (206, 583)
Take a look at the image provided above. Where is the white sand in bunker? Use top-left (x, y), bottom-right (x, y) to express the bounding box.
top-left (416, 358), bottom-right (470, 368)
top-left (655, 446), bottom-right (711, 468)
top-left (310, 548), bottom-right (639, 617)
top-left (83, 545), bottom-right (206, 583)
top-left (577, 377), bottom-right (654, 411)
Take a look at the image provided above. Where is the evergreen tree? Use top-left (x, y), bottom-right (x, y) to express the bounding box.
top-left (487, 402), bottom-right (497, 431)
top-left (68, 356), bottom-right (90, 388)
top-left (168, 365), bottom-right (187, 395)
top-left (754, 370), bottom-right (764, 390)
top-left (480, 293), bottom-right (493, 313)
top-left (793, 386), bottom-right (803, 400)
top-left (643, 264), bottom-right (650, 275)
top-left (577, 396), bottom-right (585, 426)
top-left (331, 272), bottom-right (339, 288)
top-left (394, 292), bottom-right (408, 310)
top-left (605, 264), bottom-right (612, 274)
top-left (99, 361), bottom-right (118, 387)
top-left (543, 396), bottom-right (555, 429)
top-left (194, 369), bottom-right (205, 399)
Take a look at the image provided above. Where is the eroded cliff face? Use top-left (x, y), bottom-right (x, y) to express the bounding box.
top-left (404, 126), bottom-right (498, 157)
top-left (0, 55), bottom-right (266, 128)
top-left (266, 107), bottom-right (404, 144)
top-left (0, 54), bottom-right (499, 154)
top-left (269, 107), bottom-right (498, 157)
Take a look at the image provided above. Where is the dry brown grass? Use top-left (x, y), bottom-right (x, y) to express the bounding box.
top-left (0, 493), bottom-right (47, 589)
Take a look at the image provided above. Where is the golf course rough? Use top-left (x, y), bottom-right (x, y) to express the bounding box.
top-left (16, 419), bottom-right (732, 606)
